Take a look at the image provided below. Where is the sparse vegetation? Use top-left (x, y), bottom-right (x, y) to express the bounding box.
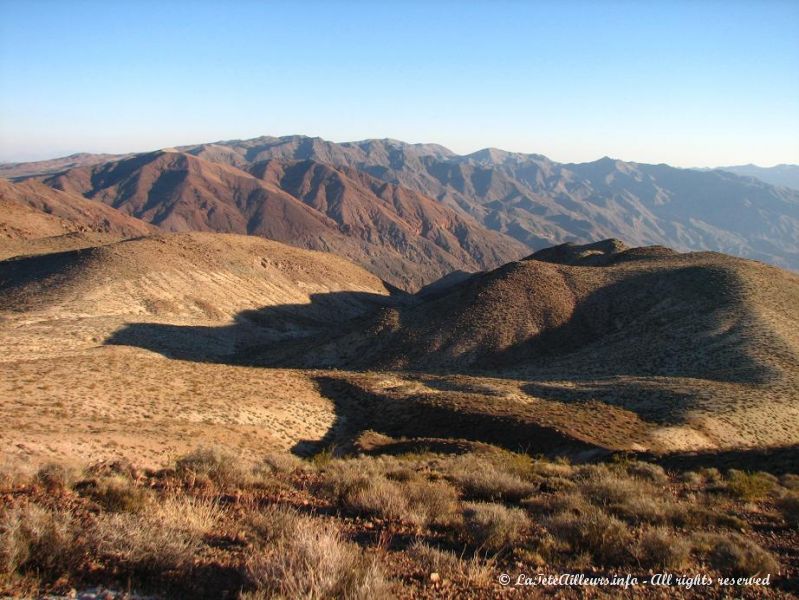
top-left (0, 448), bottom-right (794, 597)
top-left (245, 511), bottom-right (391, 599)
top-left (460, 502), bottom-right (529, 552)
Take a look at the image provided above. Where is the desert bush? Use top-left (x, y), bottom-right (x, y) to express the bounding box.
top-left (679, 471), bottom-right (705, 486)
top-left (244, 504), bottom-right (303, 548)
top-left (447, 456), bottom-right (536, 502)
top-left (578, 468), bottom-right (656, 507)
top-left (523, 491), bottom-right (587, 517)
top-left (697, 467), bottom-right (723, 484)
top-left (530, 458), bottom-right (574, 479)
top-left (175, 446), bottom-right (247, 488)
top-left (723, 470), bottom-right (775, 501)
top-left (544, 506), bottom-right (633, 566)
top-left (670, 504), bottom-right (747, 530)
top-left (460, 502), bottom-right (529, 552)
top-left (538, 476), bottom-right (577, 493)
top-left (780, 474), bottom-right (799, 491)
top-left (624, 461), bottom-right (669, 485)
top-left (346, 477), bottom-right (407, 521)
top-left (408, 540), bottom-right (493, 585)
top-left (318, 460), bottom-right (458, 528)
top-left (34, 463), bottom-right (74, 493)
top-left (245, 515), bottom-right (391, 599)
top-left (256, 452), bottom-right (307, 477)
top-left (693, 532), bottom-right (779, 577)
top-left (777, 491), bottom-right (799, 527)
top-left (635, 527), bottom-right (691, 569)
top-left (88, 495), bottom-right (220, 573)
top-left (77, 476), bottom-right (151, 513)
top-left (0, 504), bottom-right (79, 579)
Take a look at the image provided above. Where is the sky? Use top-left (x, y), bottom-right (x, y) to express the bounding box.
top-left (0, 0), bottom-right (797, 167)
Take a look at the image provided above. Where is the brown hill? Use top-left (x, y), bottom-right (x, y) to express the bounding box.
top-left (0, 232), bottom-right (393, 467)
top-left (36, 151), bottom-right (526, 289)
top-left (0, 232), bottom-right (391, 322)
top-left (0, 178), bottom-right (154, 241)
top-left (264, 241), bottom-right (799, 451)
top-left (0, 152), bottom-right (126, 179)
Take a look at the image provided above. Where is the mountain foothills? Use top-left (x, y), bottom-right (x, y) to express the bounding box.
top-left (1, 135), bottom-right (798, 290)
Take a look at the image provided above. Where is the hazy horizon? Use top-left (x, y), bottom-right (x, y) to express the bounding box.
top-left (1, 132), bottom-right (798, 170)
top-left (1, 0), bottom-right (798, 167)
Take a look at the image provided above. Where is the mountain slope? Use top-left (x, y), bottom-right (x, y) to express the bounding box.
top-left (266, 240), bottom-right (799, 451)
top-left (0, 232), bottom-right (391, 320)
top-left (35, 151), bottom-right (525, 289)
top-left (0, 178), bottom-right (155, 241)
top-left (714, 164), bottom-right (799, 192)
top-left (185, 136), bottom-right (799, 270)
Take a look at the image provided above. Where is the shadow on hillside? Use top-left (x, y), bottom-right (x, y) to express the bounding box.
top-left (104, 266), bottom-right (783, 458)
top-left (521, 379), bottom-right (707, 426)
top-left (105, 290), bottom-right (397, 363)
top-left (290, 376), bottom-right (605, 458)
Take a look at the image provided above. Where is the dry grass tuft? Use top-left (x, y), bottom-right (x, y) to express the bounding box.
top-left (34, 463), bottom-right (74, 493)
top-left (635, 527), bottom-right (691, 569)
top-left (77, 475), bottom-right (151, 513)
top-left (777, 491), bottom-right (799, 528)
top-left (175, 446), bottom-right (248, 489)
top-left (318, 459), bottom-right (459, 528)
top-left (723, 470), bottom-right (776, 501)
top-left (88, 495), bottom-right (221, 573)
top-left (693, 532), bottom-right (779, 577)
top-left (0, 504), bottom-right (79, 579)
top-left (544, 505), bottom-right (633, 566)
top-left (408, 540), bottom-right (493, 585)
top-left (447, 455), bottom-right (536, 502)
top-left (460, 502), bottom-right (529, 552)
top-left (245, 512), bottom-right (392, 599)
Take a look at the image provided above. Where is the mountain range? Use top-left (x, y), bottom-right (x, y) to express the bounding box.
top-left (2, 135), bottom-right (798, 288)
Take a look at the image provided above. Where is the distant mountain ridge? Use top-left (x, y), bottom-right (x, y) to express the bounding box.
top-left (710, 164), bottom-right (799, 192)
top-left (25, 150), bottom-right (525, 290)
top-left (5, 135), bottom-right (799, 274)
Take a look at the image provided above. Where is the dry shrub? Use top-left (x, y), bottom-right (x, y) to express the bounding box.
top-left (175, 446), bottom-right (247, 489)
top-left (544, 506), bottom-right (633, 566)
top-left (777, 491), bottom-right (799, 527)
top-left (523, 491), bottom-right (587, 517)
top-left (318, 460), bottom-right (458, 527)
top-left (623, 461), bottom-right (669, 485)
top-left (697, 467), bottom-right (723, 484)
top-left (530, 458), bottom-right (574, 479)
top-left (34, 463), bottom-right (74, 493)
top-left (723, 470), bottom-right (775, 501)
top-left (408, 540), bottom-right (493, 585)
top-left (693, 532), bottom-right (779, 577)
top-left (679, 471), bottom-right (705, 486)
top-left (781, 474), bottom-right (799, 491)
top-left (245, 515), bottom-right (391, 599)
top-left (257, 452), bottom-right (307, 476)
top-left (460, 502), bottom-right (529, 552)
top-left (77, 476), bottom-right (151, 513)
top-left (538, 476), bottom-right (577, 493)
top-left (578, 467), bottom-right (656, 506)
top-left (88, 495), bottom-right (221, 573)
top-left (0, 504), bottom-right (79, 579)
top-left (447, 456), bottom-right (536, 502)
top-left (635, 527), bottom-right (691, 569)
top-left (244, 504), bottom-right (303, 548)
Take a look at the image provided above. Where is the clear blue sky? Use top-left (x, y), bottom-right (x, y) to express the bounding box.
top-left (1, 0), bottom-right (797, 166)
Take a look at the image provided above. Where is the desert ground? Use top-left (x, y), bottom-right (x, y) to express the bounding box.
top-left (1, 232), bottom-right (797, 598)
